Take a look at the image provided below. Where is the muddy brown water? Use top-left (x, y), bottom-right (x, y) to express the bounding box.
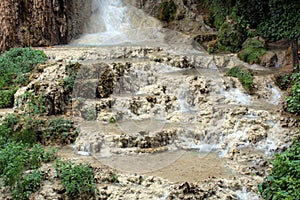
top-left (58, 145), bottom-right (235, 183)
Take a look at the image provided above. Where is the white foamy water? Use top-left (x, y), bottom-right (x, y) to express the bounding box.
top-left (72, 0), bottom-right (164, 45)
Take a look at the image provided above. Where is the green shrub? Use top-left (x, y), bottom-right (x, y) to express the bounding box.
top-left (216, 22), bottom-right (246, 53)
top-left (0, 112), bottom-right (78, 145)
top-left (226, 66), bottom-right (255, 94)
top-left (12, 170), bottom-right (44, 200)
top-left (5, 115), bottom-right (44, 144)
top-left (56, 161), bottom-right (98, 199)
top-left (0, 47), bottom-right (47, 108)
top-left (285, 78), bottom-right (300, 114)
top-left (43, 147), bottom-right (58, 162)
top-left (275, 73), bottom-right (292, 90)
top-left (0, 141), bottom-right (29, 187)
top-left (0, 88), bottom-right (18, 108)
top-left (43, 117), bottom-right (78, 144)
top-left (0, 47), bottom-right (47, 89)
top-left (64, 62), bottom-right (81, 93)
top-left (238, 37), bottom-right (266, 64)
top-left (203, 0), bottom-right (231, 29)
top-left (19, 91), bottom-right (47, 115)
top-left (157, 0), bottom-right (177, 22)
top-left (0, 137), bottom-right (56, 199)
top-left (274, 72), bottom-right (300, 114)
top-left (258, 141), bottom-right (300, 199)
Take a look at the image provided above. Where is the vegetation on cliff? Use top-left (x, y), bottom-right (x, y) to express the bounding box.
top-left (275, 72), bottom-right (300, 114)
top-left (203, 0), bottom-right (299, 70)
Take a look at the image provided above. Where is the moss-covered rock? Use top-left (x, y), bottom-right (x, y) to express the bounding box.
top-left (238, 37), bottom-right (267, 64)
top-left (226, 66), bottom-right (255, 94)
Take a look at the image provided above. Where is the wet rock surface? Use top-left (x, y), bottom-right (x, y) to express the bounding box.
top-left (6, 44), bottom-right (298, 199)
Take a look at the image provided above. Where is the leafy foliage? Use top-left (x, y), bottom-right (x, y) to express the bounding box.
top-left (0, 47), bottom-right (47, 108)
top-left (258, 141), bottom-right (300, 199)
top-left (217, 22), bottom-right (246, 53)
top-left (275, 73), bottom-right (292, 90)
top-left (0, 88), bottom-right (18, 108)
top-left (203, 0), bottom-right (233, 28)
top-left (226, 66), bottom-right (255, 94)
top-left (0, 140), bottom-right (56, 199)
top-left (19, 91), bottom-right (47, 115)
top-left (257, 0), bottom-right (300, 41)
top-left (157, 0), bottom-right (177, 22)
top-left (275, 72), bottom-right (300, 114)
top-left (238, 37), bottom-right (267, 64)
top-left (203, 0), bottom-right (299, 55)
top-left (43, 117), bottom-right (78, 145)
top-left (12, 170), bottom-right (44, 200)
top-left (56, 160), bottom-right (98, 199)
top-left (285, 73), bottom-right (300, 114)
top-left (63, 62), bottom-right (81, 93)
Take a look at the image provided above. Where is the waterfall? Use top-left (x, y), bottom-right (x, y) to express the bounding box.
top-left (71, 0), bottom-right (163, 45)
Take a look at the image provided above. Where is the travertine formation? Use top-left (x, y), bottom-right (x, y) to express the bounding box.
top-left (10, 44), bottom-right (298, 199)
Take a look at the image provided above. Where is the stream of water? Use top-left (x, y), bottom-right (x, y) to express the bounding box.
top-left (48, 1), bottom-right (294, 199)
top-left (72, 0), bottom-right (164, 45)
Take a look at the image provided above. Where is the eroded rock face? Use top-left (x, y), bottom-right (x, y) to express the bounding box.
top-left (126, 0), bottom-right (211, 33)
top-left (0, 0), bottom-right (91, 52)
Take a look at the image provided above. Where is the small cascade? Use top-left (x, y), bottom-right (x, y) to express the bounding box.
top-left (72, 0), bottom-right (164, 45)
top-left (177, 83), bottom-right (192, 113)
top-left (236, 187), bottom-right (260, 200)
top-left (266, 82), bottom-right (282, 105)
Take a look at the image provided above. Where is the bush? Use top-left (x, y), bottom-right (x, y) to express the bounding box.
top-left (18, 91), bottom-right (47, 115)
top-left (0, 88), bottom-right (18, 108)
top-left (0, 141), bottom-right (29, 187)
top-left (56, 161), bottom-right (98, 199)
top-left (63, 62), bottom-right (81, 93)
top-left (43, 117), bottom-right (78, 144)
top-left (258, 141), bottom-right (300, 199)
top-left (285, 75), bottom-right (300, 114)
top-left (0, 112), bottom-right (78, 145)
top-left (274, 72), bottom-right (300, 114)
top-left (0, 47), bottom-right (47, 89)
top-left (275, 73), bottom-right (292, 90)
top-left (238, 37), bottom-right (267, 64)
top-left (0, 139), bottom-right (56, 199)
top-left (226, 66), bottom-right (255, 94)
top-left (12, 170), bottom-right (44, 200)
top-left (217, 22), bottom-right (246, 53)
top-left (157, 0), bottom-right (177, 22)
top-left (0, 47), bottom-right (47, 108)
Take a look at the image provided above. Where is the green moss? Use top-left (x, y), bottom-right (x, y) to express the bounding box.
top-left (238, 37), bottom-right (267, 64)
top-left (226, 66), bottom-right (255, 94)
top-left (157, 0), bottom-right (177, 22)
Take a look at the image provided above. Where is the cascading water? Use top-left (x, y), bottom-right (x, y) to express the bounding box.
top-left (72, 0), bottom-right (164, 45)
